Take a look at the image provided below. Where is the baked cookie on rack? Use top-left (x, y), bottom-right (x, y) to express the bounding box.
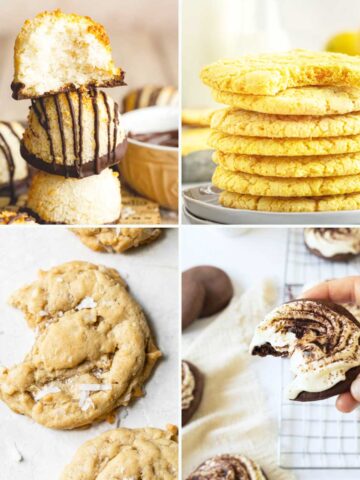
top-left (304, 228), bottom-right (360, 261)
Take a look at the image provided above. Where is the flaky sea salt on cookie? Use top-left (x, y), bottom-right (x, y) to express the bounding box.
top-left (12, 10), bottom-right (125, 99)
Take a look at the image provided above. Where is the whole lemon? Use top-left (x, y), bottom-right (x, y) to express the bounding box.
top-left (326, 31), bottom-right (360, 55)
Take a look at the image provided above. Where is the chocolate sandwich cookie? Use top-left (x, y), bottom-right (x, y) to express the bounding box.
top-left (250, 299), bottom-right (360, 401)
top-left (304, 228), bottom-right (360, 261)
top-left (182, 360), bottom-right (204, 426)
top-left (182, 266), bottom-right (233, 330)
top-left (22, 90), bottom-right (127, 178)
top-left (186, 454), bottom-right (268, 480)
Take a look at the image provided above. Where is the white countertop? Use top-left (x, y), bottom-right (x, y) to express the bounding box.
top-left (181, 227), bottom-right (360, 480)
top-left (0, 227), bottom-right (179, 479)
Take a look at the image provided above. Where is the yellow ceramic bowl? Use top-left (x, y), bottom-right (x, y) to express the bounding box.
top-left (120, 106), bottom-right (178, 211)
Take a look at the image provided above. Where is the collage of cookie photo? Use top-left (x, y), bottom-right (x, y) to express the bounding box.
top-left (3, 0), bottom-right (360, 479)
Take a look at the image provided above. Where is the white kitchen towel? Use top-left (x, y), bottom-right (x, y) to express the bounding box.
top-left (182, 279), bottom-right (296, 480)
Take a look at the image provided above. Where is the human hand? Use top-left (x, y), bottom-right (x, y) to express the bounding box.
top-left (303, 276), bottom-right (360, 413)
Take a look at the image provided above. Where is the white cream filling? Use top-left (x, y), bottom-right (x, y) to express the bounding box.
top-left (304, 228), bottom-right (360, 257)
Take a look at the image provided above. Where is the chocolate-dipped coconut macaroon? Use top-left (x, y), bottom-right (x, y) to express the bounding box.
top-left (186, 454), bottom-right (268, 480)
top-left (182, 360), bottom-right (204, 426)
top-left (250, 299), bottom-right (360, 401)
top-left (0, 121), bottom-right (28, 204)
top-left (304, 228), bottom-right (360, 261)
top-left (22, 90), bottom-right (126, 178)
top-left (122, 85), bottom-right (178, 112)
top-left (12, 10), bottom-right (125, 100)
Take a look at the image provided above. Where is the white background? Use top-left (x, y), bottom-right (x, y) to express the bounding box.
top-left (181, 226), bottom-right (360, 480)
top-left (0, 227), bottom-right (179, 479)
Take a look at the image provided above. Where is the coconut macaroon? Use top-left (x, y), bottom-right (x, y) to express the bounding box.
top-left (0, 121), bottom-right (28, 202)
top-left (21, 90), bottom-right (126, 177)
top-left (27, 168), bottom-right (121, 224)
top-left (12, 10), bottom-right (125, 99)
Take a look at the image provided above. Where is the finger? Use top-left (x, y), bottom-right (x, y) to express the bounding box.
top-left (336, 392), bottom-right (359, 413)
top-left (302, 276), bottom-right (360, 305)
top-left (350, 375), bottom-right (360, 402)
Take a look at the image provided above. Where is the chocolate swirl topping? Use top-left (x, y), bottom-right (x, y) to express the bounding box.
top-left (251, 300), bottom-right (360, 400)
top-left (0, 122), bottom-right (23, 204)
top-left (186, 454), bottom-right (267, 480)
top-left (25, 91), bottom-right (125, 178)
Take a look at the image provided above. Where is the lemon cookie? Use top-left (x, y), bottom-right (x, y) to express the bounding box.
top-left (0, 261), bottom-right (161, 429)
top-left (213, 166), bottom-right (360, 197)
top-left (182, 108), bottom-right (216, 127)
top-left (211, 108), bottom-right (360, 138)
top-left (182, 128), bottom-right (211, 156)
top-left (201, 50), bottom-right (360, 96)
top-left (209, 130), bottom-right (360, 156)
top-left (220, 191), bottom-right (360, 212)
top-left (60, 426), bottom-right (178, 479)
top-left (72, 227), bottom-right (162, 253)
top-left (214, 151), bottom-right (360, 178)
top-left (212, 86), bottom-right (360, 116)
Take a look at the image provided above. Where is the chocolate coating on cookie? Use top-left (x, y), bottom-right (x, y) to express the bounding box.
top-left (182, 266), bottom-right (233, 330)
top-left (251, 299), bottom-right (360, 401)
top-left (304, 228), bottom-right (360, 261)
top-left (182, 360), bottom-right (204, 426)
top-left (186, 454), bottom-right (268, 479)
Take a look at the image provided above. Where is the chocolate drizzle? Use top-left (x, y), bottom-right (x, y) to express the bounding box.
top-left (0, 122), bottom-right (24, 204)
top-left (27, 92), bottom-right (124, 178)
top-left (101, 91), bottom-right (111, 162)
top-left (54, 95), bottom-right (68, 177)
top-left (90, 90), bottom-right (100, 174)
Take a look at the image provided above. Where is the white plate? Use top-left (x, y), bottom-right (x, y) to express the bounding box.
top-left (182, 184), bottom-right (360, 225)
top-left (182, 206), bottom-right (220, 224)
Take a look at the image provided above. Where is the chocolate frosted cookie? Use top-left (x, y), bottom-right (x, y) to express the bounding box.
top-left (182, 266), bottom-right (233, 330)
top-left (250, 299), bottom-right (360, 401)
top-left (182, 360), bottom-right (204, 426)
top-left (186, 454), bottom-right (268, 479)
top-left (304, 228), bottom-right (360, 261)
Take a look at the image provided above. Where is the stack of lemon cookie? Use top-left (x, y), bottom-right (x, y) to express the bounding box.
top-left (201, 50), bottom-right (360, 213)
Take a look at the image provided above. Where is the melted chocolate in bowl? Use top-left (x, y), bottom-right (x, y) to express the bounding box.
top-left (129, 129), bottom-right (178, 148)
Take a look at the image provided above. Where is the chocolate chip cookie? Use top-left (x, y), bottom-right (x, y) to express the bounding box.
top-left (72, 227), bottom-right (162, 253)
top-left (0, 261), bottom-right (161, 429)
top-left (60, 426), bottom-right (178, 479)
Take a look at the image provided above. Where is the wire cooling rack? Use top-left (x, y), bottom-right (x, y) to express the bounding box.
top-left (279, 228), bottom-right (360, 470)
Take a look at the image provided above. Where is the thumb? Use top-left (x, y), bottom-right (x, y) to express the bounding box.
top-left (350, 375), bottom-right (360, 402)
